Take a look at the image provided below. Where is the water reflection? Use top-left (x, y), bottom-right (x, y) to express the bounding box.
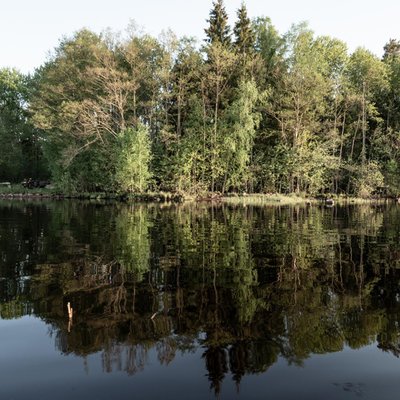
top-left (1, 200), bottom-right (400, 395)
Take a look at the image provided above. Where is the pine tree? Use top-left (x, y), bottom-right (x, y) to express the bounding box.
top-left (204, 0), bottom-right (231, 46)
top-left (383, 39), bottom-right (400, 61)
top-left (233, 2), bottom-right (255, 55)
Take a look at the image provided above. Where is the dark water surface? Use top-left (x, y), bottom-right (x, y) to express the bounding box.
top-left (1, 200), bottom-right (400, 399)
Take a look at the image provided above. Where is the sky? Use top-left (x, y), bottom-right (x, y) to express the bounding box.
top-left (1, 0), bottom-right (400, 73)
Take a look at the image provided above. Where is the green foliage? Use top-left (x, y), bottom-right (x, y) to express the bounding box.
top-left (0, 69), bottom-right (47, 182)
top-left (292, 144), bottom-right (339, 195)
top-left (233, 3), bottom-right (255, 55)
top-left (115, 125), bottom-right (152, 193)
top-left (3, 3), bottom-right (398, 196)
top-left (0, 68), bottom-right (24, 180)
top-left (347, 48), bottom-right (389, 94)
top-left (252, 17), bottom-right (284, 86)
top-left (350, 161), bottom-right (385, 198)
top-left (171, 95), bottom-right (209, 194)
top-left (202, 42), bottom-right (238, 192)
top-left (222, 79), bottom-right (261, 191)
top-left (204, 0), bottom-right (231, 46)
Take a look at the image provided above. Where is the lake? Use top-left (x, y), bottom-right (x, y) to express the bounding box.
top-left (0, 200), bottom-right (400, 399)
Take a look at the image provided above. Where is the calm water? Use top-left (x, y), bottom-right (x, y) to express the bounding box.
top-left (1, 200), bottom-right (400, 399)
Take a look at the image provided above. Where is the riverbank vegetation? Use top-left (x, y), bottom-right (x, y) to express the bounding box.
top-left (1, 0), bottom-right (400, 198)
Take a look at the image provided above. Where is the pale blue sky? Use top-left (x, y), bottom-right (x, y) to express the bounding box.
top-left (1, 0), bottom-right (399, 73)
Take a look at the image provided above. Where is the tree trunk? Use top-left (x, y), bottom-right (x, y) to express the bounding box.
top-left (361, 81), bottom-right (367, 168)
top-left (211, 84), bottom-right (219, 194)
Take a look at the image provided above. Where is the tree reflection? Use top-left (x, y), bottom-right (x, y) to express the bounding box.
top-left (1, 201), bottom-right (400, 395)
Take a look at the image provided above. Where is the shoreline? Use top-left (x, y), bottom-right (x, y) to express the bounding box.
top-left (0, 188), bottom-right (396, 205)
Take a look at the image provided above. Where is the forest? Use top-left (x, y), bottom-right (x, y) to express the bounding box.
top-left (1, 0), bottom-right (400, 197)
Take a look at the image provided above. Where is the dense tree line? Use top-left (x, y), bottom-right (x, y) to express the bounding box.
top-left (1, 0), bottom-right (400, 196)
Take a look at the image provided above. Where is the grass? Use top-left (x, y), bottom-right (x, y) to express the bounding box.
top-left (0, 185), bottom-right (192, 203)
top-left (222, 193), bottom-right (393, 206)
top-left (0, 185), bottom-right (394, 205)
top-left (0, 184), bottom-right (57, 196)
top-left (122, 191), bottom-right (192, 202)
top-left (221, 193), bottom-right (314, 206)
top-left (328, 195), bottom-right (391, 205)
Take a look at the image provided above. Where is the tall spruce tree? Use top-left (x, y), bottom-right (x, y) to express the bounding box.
top-left (204, 0), bottom-right (231, 46)
top-left (233, 3), bottom-right (255, 55)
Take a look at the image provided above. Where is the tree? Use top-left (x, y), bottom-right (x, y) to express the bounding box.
top-left (373, 40), bottom-right (400, 193)
top-left (232, 3), bottom-right (258, 84)
top-left (221, 79), bottom-right (260, 192)
top-left (233, 3), bottom-right (255, 56)
top-left (203, 43), bottom-right (237, 192)
top-left (265, 24), bottom-right (335, 193)
top-left (204, 0), bottom-right (231, 46)
top-left (31, 29), bottom-right (115, 190)
top-left (161, 38), bottom-right (206, 193)
top-left (115, 124), bottom-right (152, 193)
top-left (383, 39), bottom-right (400, 61)
top-left (345, 48), bottom-right (389, 196)
top-left (252, 17), bottom-right (285, 88)
top-left (21, 13), bottom-right (400, 197)
top-left (347, 48), bottom-right (389, 167)
top-left (31, 28), bottom-right (165, 192)
top-left (0, 69), bottom-right (46, 182)
top-left (0, 68), bottom-right (25, 181)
